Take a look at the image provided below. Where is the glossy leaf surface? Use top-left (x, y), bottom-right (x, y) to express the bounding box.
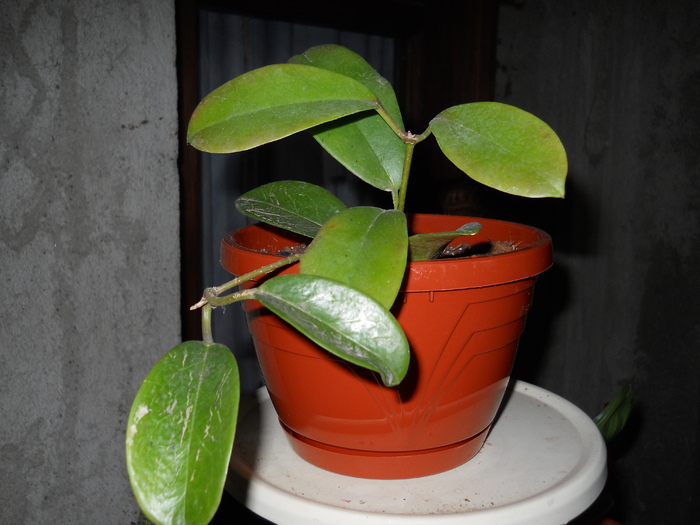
top-left (126, 341), bottom-right (240, 525)
top-left (289, 45), bottom-right (406, 193)
top-left (255, 274), bottom-right (410, 387)
top-left (299, 207), bottom-right (408, 309)
top-left (236, 181), bottom-right (346, 237)
top-left (430, 102), bottom-right (568, 198)
top-left (187, 64), bottom-right (380, 153)
top-left (408, 222), bottom-right (482, 261)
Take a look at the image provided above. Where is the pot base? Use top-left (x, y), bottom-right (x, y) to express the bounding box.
top-left (280, 420), bottom-right (491, 479)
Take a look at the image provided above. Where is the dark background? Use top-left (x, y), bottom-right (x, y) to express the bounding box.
top-left (494, 2), bottom-right (700, 523)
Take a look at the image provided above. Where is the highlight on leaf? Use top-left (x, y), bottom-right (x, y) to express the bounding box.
top-left (253, 274), bottom-right (410, 387)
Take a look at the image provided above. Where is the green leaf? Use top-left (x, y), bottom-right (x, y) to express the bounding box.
top-left (594, 385), bottom-right (633, 442)
top-left (408, 222), bottom-right (482, 261)
top-left (290, 45), bottom-right (404, 129)
top-left (255, 274), bottom-right (410, 387)
top-left (126, 341), bottom-right (240, 525)
top-left (236, 181), bottom-right (346, 237)
top-left (187, 64), bottom-right (380, 153)
top-left (430, 102), bottom-right (568, 198)
top-left (314, 115), bottom-right (407, 193)
top-left (299, 207), bottom-right (408, 309)
top-left (289, 45), bottom-right (407, 193)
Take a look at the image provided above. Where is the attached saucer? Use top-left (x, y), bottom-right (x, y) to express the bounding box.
top-left (227, 381), bottom-right (607, 525)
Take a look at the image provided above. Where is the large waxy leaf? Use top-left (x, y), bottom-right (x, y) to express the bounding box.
top-left (126, 341), bottom-right (240, 525)
top-left (299, 207), bottom-right (408, 309)
top-left (255, 274), bottom-right (410, 387)
top-left (313, 115), bottom-right (407, 194)
top-left (236, 181), bottom-right (346, 237)
top-left (289, 45), bottom-right (407, 193)
top-left (408, 222), bottom-right (482, 261)
top-left (290, 45), bottom-right (404, 128)
top-left (430, 102), bottom-right (568, 198)
top-left (187, 64), bottom-right (380, 153)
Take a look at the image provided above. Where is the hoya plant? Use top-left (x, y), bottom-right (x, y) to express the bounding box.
top-left (127, 45), bottom-right (567, 524)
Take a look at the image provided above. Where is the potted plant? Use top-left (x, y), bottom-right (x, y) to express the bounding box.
top-left (126, 44), bottom-right (567, 524)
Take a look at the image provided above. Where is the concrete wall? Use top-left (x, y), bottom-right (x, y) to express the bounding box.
top-left (0, 1), bottom-right (180, 523)
top-left (495, 1), bottom-right (700, 522)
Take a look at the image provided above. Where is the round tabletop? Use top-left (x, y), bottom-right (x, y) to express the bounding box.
top-left (226, 380), bottom-right (607, 525)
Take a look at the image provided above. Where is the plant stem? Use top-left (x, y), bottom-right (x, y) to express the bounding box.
top-left (221, 253), bottom-right (303, 295)
top-left (376, 106), bottom-right (408, 139)
top-left (376, 105), bottom-right (434, 211)
top-left (191, 253), bottom-right (303, 310)
top-left (205, 287), bottom-right (257, 308)
top-left (397, 142), bottom-right (415, 212)
top-left (199, 287), bottom-right (256, 344)
top-left (396, 128), bottom-right (432, 211)
top-left (201, 303), bottom-right (213, 343)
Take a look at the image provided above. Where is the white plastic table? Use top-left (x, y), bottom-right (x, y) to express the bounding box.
top-left (226, 381), bottom-right (607, 525)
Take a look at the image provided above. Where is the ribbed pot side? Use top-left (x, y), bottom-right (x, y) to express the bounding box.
top-left (221, 214), bottom-right (553, 479)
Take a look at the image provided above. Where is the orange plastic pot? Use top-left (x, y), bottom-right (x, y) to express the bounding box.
top-left (221, 214), bottom-right (552, 479)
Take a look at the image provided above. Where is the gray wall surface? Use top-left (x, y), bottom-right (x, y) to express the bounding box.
top-left (0, 1), bottom-right (180, 523)
top-left (495, 1), bottom-right (699, 522)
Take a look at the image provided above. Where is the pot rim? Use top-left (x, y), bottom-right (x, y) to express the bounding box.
top-left (221, 213), bottom-right (553, 291)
